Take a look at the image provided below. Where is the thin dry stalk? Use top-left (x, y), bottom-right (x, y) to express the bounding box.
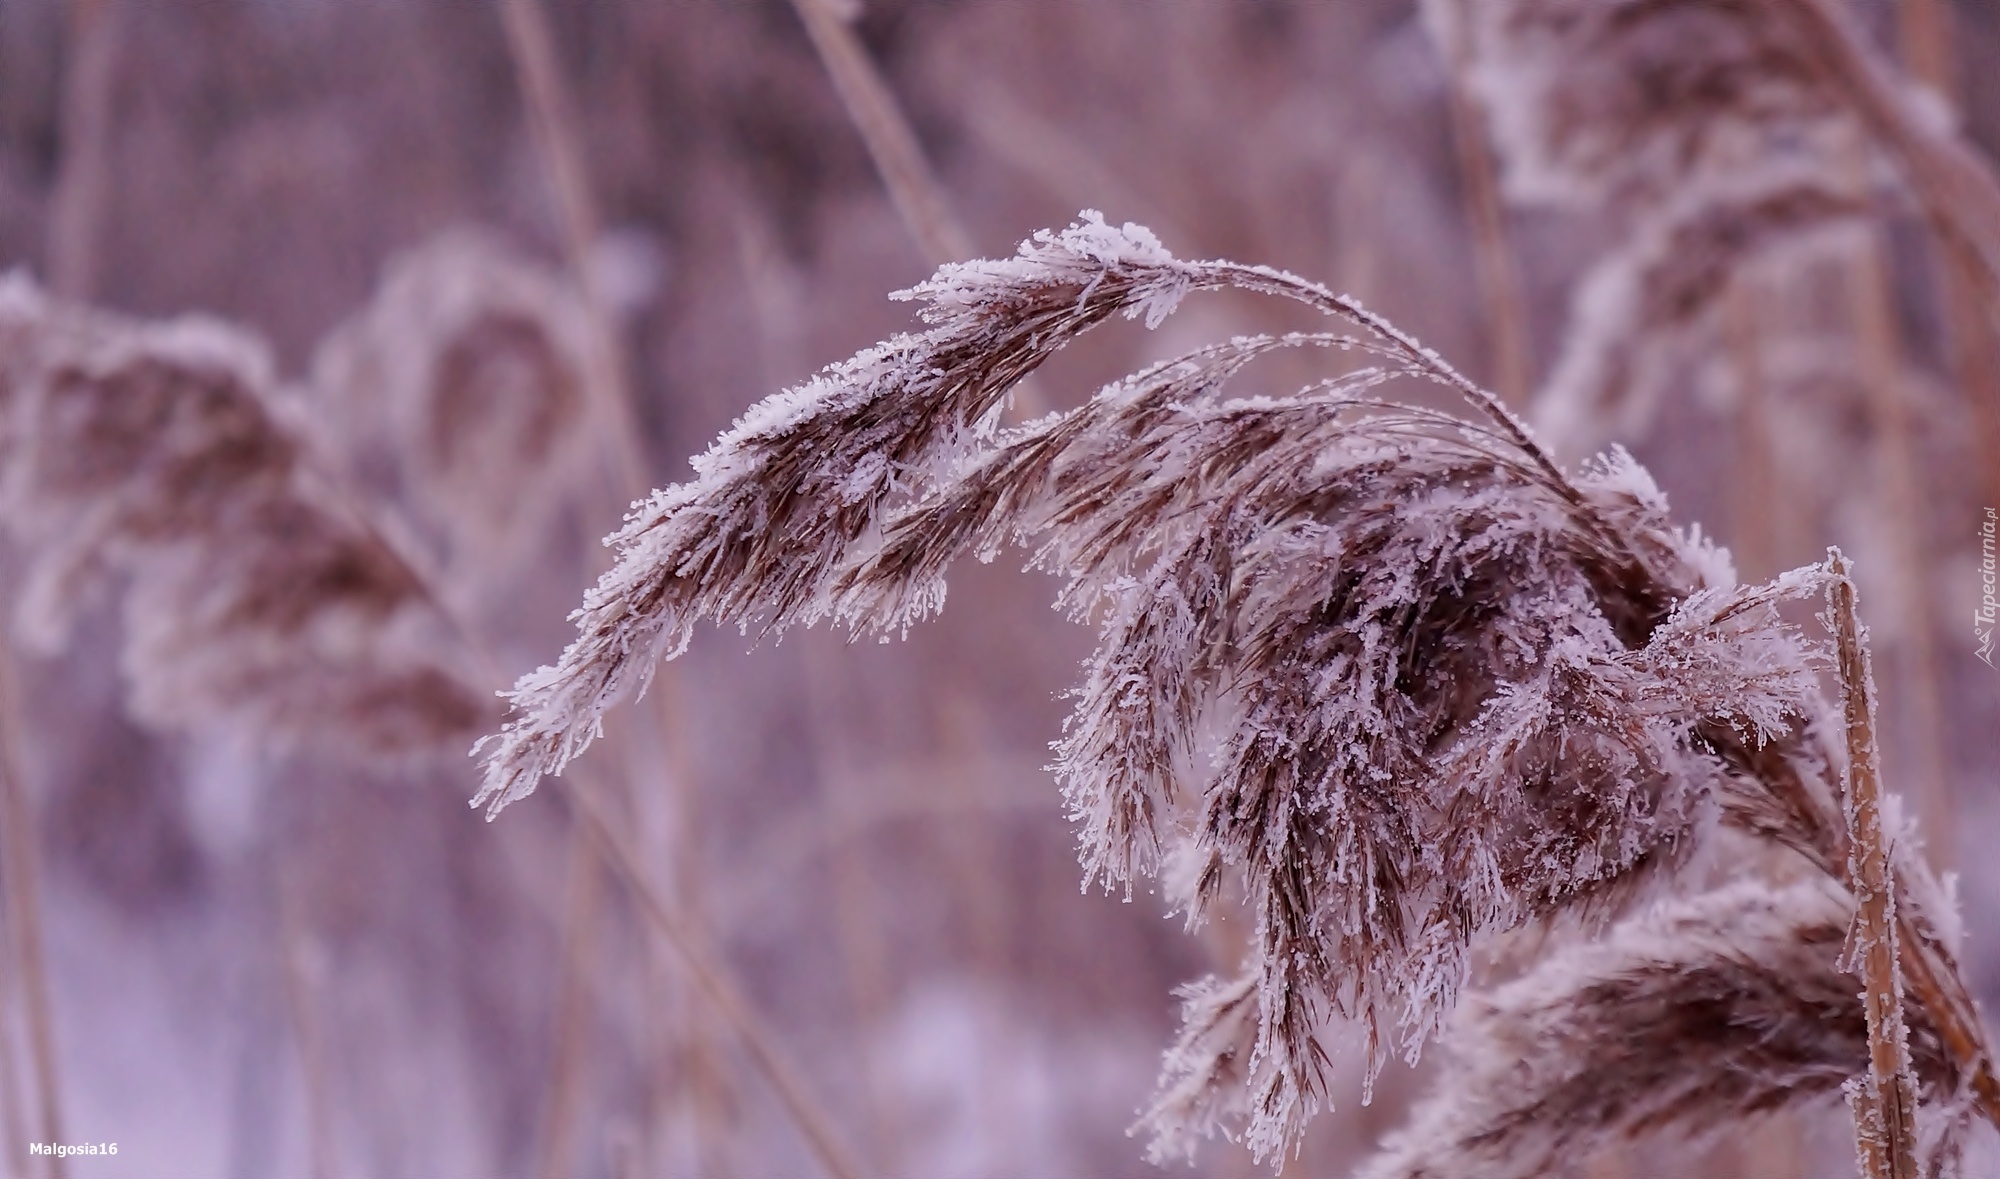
top-left (1432, 4), bottom-right (1534, 406)
top-left (1827, 548), bottom-right (1919, 1179)
top-left (1895, 0), bottom-right (2000, 532)
top-left (276, 865), bottom-right (338, 1179)
top-left (46, 0), bottom-right (118, 301)
top-left (562, 773), bottom-right (868, 1179)
top-left (0, 619), bottom-right (63, 1179)
top-left (496, 0), bottom-right (647, 500)
top-left (785, 0), bottom-right (1051, 419)
top-left (1769, 0), bottom-right (2000, 306)
top-left (533, 829), bottom-right (603, 1179)
top-left (497, 15), bottom-right (741, 1170)
top-left (1842, 217), bottom-right (1955, 852)
top-left (787, 0), bottom-right (971, 265)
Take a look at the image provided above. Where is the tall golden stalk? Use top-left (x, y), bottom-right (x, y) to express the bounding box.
top-left (1826, 549), bottom-right (1918, 1179)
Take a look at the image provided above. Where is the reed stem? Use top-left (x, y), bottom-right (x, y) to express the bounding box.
top-left (1826, 548), bottom-right (1918, 1179)
top-left (0, 612), bottom-right (64, 1179)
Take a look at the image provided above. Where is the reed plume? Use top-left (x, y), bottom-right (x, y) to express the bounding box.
top-left (474, 213), bottom-right (2000, 1164)
top-left (310, 228), bottom-right (595, 577)
top-left (1354, 878), bottom-right (1958, 1179)
top-left (0, 275), bottom-right (493, 755)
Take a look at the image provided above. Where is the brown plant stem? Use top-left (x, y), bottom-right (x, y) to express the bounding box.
top-left (563, 773), bottom-right (868, 1179)
top-left (47, 0), bottom-right (118, 302)
top-left (533, 828), bottom-right (603, 1179)
top-left (786, 0), bottom-right (1046, 420)
top-left (1827, 548), bottom-right (1918, 1179)
top-left (1774, 0), bottom-right (2000, 307)
top-left (1435, 11), bottom-right (1534, 406)
top-left (1895, 0), bottom-right (2000, 534)
top-left (786, 0), bottom-right (971, 266)
top-left (497, 0), bottom-right (648, 499)
top-left (0, 616), bottom-right (63, 1179)
top-left (276, 867), bottom-right (338, 1179)
top-left (1843, 214), bottom-right (1955, 855)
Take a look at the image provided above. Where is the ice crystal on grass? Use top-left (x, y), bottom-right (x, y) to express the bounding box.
top-left (0, 278), bottom-right (492, 755)
top-left (475, 214), bottom-right (1933, 1162)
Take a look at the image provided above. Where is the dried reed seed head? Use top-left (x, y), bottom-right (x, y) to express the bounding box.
top-left (1530, 167), bottom-right (1870, 456)
top-left (473, 214), bottom-right (1857, 1161)
top-left (310, 227), bottom-right (594, 564)
top-left (0, 281), bottom-right (495, 756)
top-left (474, 212), bottom-right (1198, 816)
top-left (1428, 0), bottom-right (1856, 209)
top-left (1352, 878), bottom-right (1959, 1179)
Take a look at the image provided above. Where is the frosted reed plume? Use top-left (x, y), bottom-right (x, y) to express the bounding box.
top-left (0, 276), bottom-right (493, 754)
top-left (1356, 878), bottom-right (1957, 1179)
top-left (1424, 0), bottom-right (1896, 457)
top-left (1425, 0), bottom-right (1856, 211)
top-left (472, 213), bottom-right (1987, 1162)
top-left (311, 228), bottom-right (595, 573)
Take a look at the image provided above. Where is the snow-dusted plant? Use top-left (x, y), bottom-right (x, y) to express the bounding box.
top-left (475, 214), bottom-right (1994, 1171)
top-left (310, 228), bottom-right (597, 577)
top-left (1422, 0), bottom-right (1900, 457)
top-left (0, 275), bottom-right (493, 755)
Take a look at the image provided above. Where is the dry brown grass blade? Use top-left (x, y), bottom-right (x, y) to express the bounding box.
top-left (1826, 548), bottom-right (1920, 1179)
top-left (0, 623), bottom-right (63, 1179)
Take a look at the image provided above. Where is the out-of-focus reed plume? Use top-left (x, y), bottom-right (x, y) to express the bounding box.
top-left (310, 229), bottom-right (594, 579)
top-left (0, 277), bottom-right (494, 756)
top-left (477, 215), bottom-right (1995, 1167)
top-left (1422, 0), bottom-right (1877, 457)
top-left (1355, 879), bottom-right (1955, 1179)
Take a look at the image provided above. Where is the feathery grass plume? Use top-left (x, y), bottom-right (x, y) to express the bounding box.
top-left (1532, 168), bottom-right (1869, 456)
top-left (1421, 0), bottom-right (1892, 457)
top-left (1423, 0), bottom-right (1857, 211)
top-left (0, 277), bottom-right (493, 754)
top-left (480, 213), bottom-right (1895, 1161)
top-left (1350, 878), bottom-right (1959, 1179)
top-left (310, 228), bottom-right (594, 573)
